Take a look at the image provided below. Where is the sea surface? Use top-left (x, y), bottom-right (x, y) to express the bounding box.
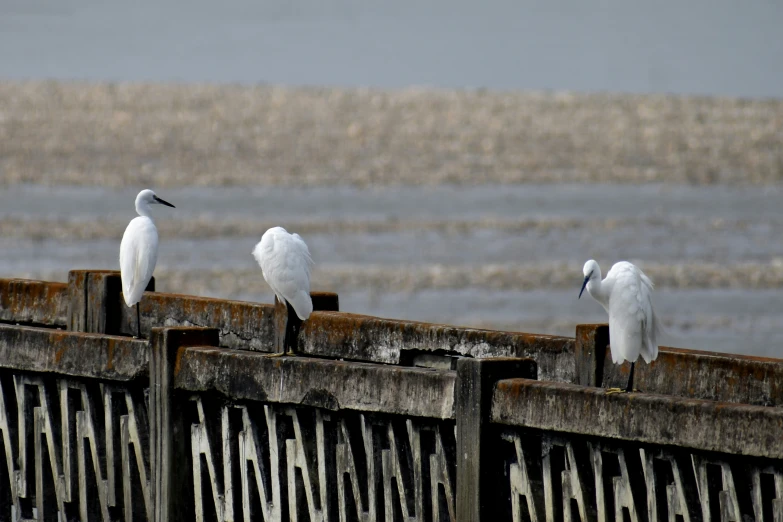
top-left (1, 184), bottom-right (781, 356)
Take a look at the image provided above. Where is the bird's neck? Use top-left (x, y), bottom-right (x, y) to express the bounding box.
top-left (587, 277), bottom-right (609, 308)
top-left (136, 202), bottom-right (153, 218)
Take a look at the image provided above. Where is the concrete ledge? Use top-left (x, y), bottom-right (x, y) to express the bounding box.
top-left (0, 278), bottom-right (68, 326)
top-left (0, 324), bottom-right (148, 380)
top-left (302, 310), bottom-right (574, 379)
top-left (174, 346), bottom-right (457, 419)
top-left (491, 378), bottom-right (783, 459)
top-left (603, 344), bottom-right (783, 406)
top-left (118, 288), bottom-right (574, 378)
top-left (118, 292), bottom-right (276, 351)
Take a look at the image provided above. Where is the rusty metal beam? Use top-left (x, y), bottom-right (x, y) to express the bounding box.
top-left (0, 278), bottom-right (68, 326)
top-left (0, 323), bottom-right (148, 380)
top-left (174, 346), bottom-right (457, 419)
top-left (491, 378), bottom-right (783, 459)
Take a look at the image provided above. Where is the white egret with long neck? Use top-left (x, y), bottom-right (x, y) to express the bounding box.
top-left (119, 189), bottom-right (175, 338)
top-left (579, 259), bottom-right (660, 392)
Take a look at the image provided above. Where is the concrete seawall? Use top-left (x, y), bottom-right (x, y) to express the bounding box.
top-left (0, 271), bottom-right (781, 520)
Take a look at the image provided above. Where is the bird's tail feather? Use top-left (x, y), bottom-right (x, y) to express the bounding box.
top-left (641, 310), bottom-right (664, 363)
top-left (291, 290), bottom-right (313, 320)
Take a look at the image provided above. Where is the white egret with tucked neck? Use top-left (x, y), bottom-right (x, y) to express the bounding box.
top-left (252, 227), bottom-right (314, 355)
top-left (579, 259), bottom-right (660, 393)
top-left (119, 189), bottom-right (175, 338)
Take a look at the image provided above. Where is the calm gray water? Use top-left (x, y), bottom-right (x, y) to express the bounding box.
top-left (1, 0), bottom-right (782, 97)
top-left (0, 184), bottom-right (781, 356)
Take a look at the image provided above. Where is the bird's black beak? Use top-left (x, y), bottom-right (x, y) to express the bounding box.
top-left (153, 195), bottom-right (175, 208)
top-left (578, 275), bottom-right (589, 299)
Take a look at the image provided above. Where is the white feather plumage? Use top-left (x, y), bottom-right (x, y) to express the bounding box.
top-left (252, 226), bottom-right (314, 320)
top-left (120, 216), bottom-right (159, 306)
top-left (582, 260), bottom-right (659, 365)
top-left (119, 189), bottom-right (174, 308)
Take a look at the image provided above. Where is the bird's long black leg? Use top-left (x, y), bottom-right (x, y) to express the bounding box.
top-left (284, 301), bottom-right (303, 355)
top-left (625, 361), bottom-right (636, 393)
top-left (136, 302), bottom-right (141, 339)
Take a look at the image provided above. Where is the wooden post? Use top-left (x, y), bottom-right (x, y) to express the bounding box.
top-left (455, 357), bottom-right (537, 522)
top-left (67, 269), bottom-right (154, 334)
top-left (150, 326), bottom-right (220, 522)
top-left (574, 324), bottom-right (609, 387)
top-left (273, 291), bottom-right (339, 354)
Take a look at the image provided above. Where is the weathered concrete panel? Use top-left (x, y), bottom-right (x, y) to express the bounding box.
top-left (119, 291), bottom-right (337, 350)
top-left (273, 292), bottom-right (339, 354)
top-left (0, 372), bottom-right (152, 520)
top-left (0, 278), bottom-right (68, 326)
top-left (118, 292), bottom-right (276, 350)
top-left (68, 269), bottom-right (141, 334)
top-left (574, 323), bottom-right (608, 386)
top-left (455, 358), bottom-right (538, 522)
top-left (603, 344), bottom-right (783, 406)
top-left (491, 378), bottom-right (783, 459)
top-left (0, 323), bottom-right (148, 380)
top-left (149, 326), bottom-right (221, 522)
top-left (174, 346), bottom-right (457, 419)
top-left (575, 323), bottom-right (783, 406)
top-left (302, 311), bottom-right (575, 380)
top-left (115, 288), bottom-right (574, 380)
top-left (184, 397), bottom-right (457, 522)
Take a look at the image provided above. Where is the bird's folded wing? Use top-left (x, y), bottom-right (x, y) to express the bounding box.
top-left (608, 265), bottom-right (647, 364)
top-left (254, 228), bottom-right (314, 319)
top-left (119, 218), bottom-right (158, 306)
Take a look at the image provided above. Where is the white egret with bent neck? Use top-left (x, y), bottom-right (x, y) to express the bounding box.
top-left (579, 259), bottom-right (660, 393)
top-left (119, 189), bottom-right (175, 338)
top-left (252, 227), bottom-right (314, 355)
